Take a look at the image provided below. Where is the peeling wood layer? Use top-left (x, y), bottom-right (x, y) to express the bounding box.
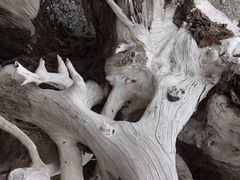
top-left (173, 0), bottom-right (234, 47)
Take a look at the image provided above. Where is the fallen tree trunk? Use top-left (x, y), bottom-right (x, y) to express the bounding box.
top-left (0, 0), bottom-right (240, 180)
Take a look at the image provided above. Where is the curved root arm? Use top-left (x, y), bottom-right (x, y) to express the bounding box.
top-left (0, 115), bottom-right (58, 180)
top-left (0, 116), bottom-right (43, 167)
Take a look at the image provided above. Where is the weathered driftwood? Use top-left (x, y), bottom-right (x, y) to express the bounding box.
top-left (0, 0), bottom-right (240, 180)
top-left (179, 93), bottom-right (240, 179)
top-left (0, 0), bottom-right (40, 35)
top-left (0, 115), bottom-right (56, 180)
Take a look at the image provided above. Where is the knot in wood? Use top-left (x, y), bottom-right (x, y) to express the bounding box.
top-left (167, 86), bottom-right (184, 102)
top-left (99, 122), bottom-right (115, 136)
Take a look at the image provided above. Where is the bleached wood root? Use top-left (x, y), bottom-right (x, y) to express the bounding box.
top-left (179, 93), bottom-right (240, 179)
top-left (101, 85), bottom-right (127, 118)
top-left (1, 0), bottom-right (240, 179)
top-left (0, 115), bottom-right (43, 168)
top-left (86, 80), bottom-right (107, 108)
top-left (16, 55), bottom-right (106, 106)
top-left (207, 94), bottom-right (240, 154)
top-left (0, 63), bottom-right (213, 180)
top-left (105, 0), bottom-right (134, 29)
top-left (102, 46), bottom-right (155, 119)
top-left (206, 94), bottom-right (240, 167)
top-left (0, 41), bottom-right (239, 180)
top-left (100, 0), bottom-right (240, 178)
top-left (57, 141), bottom-right (84, 180)
top-left (16, 55), bottom-right (73, 90)
top-left (1, 57), bottom-right (106, 179)
top-left (0, 0), bottom-right (40, 35)
top-left (0, 115), bottom-right (58, 180)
